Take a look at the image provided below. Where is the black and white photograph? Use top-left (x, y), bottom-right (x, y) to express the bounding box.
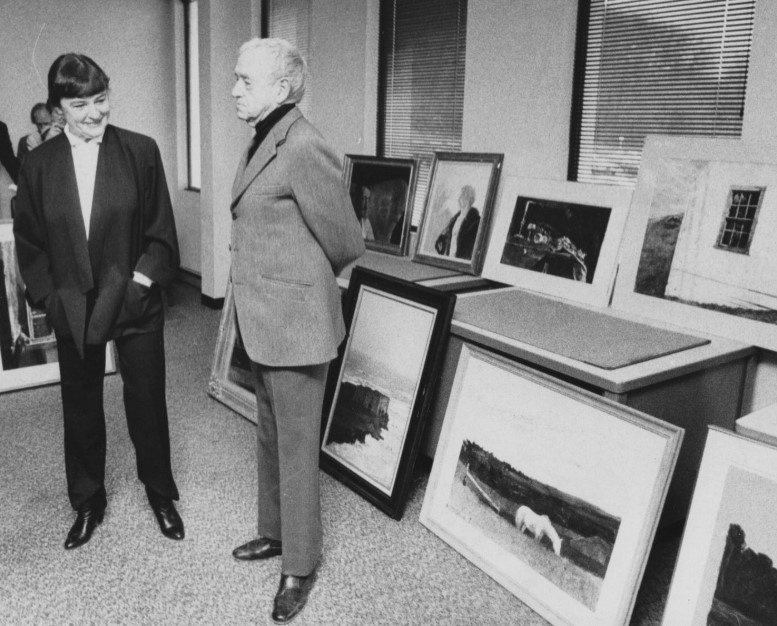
top-left (321, 267), bottom-right (455, 519)
top-left (344, 154), bottom-right (417, 256)
top-left (4, 1), bottom-right (776, 625)
top-left (482, 178), bottom-right (633, 307)
top-left (421, 345), bottom-right (682, 625)
top-left (663, 428), bottom-right (777, 625)
top-left (500, 197), bottom-right (610, 283)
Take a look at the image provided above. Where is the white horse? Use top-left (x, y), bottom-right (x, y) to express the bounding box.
top-left (515, 505), bottom-right (563, 556)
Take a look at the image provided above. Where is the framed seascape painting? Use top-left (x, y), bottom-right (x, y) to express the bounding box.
top-left (662, 427), bottom-right (777, 625)
top-left (482, 177), bottom-right (633, 307)
top-left (320, 267), bottom-right (455, 520)
top-left (414, 152), bottom-right (503, 275)
top-left (344, 154), bottom-right (418, 256)
top-left (207, 280), bottom-right (256, 423)
top-left (611, 136), bottom-right (777, 351)
top-left (0, 221), bottom-right (115, 393)
top-left (420, 345), bottom-right (683, 626)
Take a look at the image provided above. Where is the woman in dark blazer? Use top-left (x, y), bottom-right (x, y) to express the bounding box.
top-left (13, 53), bottom-right (184, 550)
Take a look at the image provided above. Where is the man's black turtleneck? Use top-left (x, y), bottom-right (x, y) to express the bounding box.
top-left (247, 103), bottom-right (295, 163)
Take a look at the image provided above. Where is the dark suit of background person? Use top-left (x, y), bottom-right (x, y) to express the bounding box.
top-left (0, 120), bottom-right (20, 184)
top-left (435, 208), bottom-right (480, 259)
top-left (435, 184), bottom-right (480, 260)
top-left (13, 53), bottom-right (184, 551)
top-left (228, 38), bottom-right (365, 624)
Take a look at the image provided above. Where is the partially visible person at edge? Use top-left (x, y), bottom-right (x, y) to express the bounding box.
top-left (0, 118), bottom-right (19, 183)
top-left (228, 38), bottom-right (364, 624)
top-left (13, 52), bottom-right (184, 550)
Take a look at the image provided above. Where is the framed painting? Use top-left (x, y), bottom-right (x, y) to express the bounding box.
top-left (420, 344), bottom-right (683, 625)
top-left (0, 221), bottom-right (115, 393)
top-left (207, 280), bottom-right (256, 422)
top-left (663, 427), bottom-right (777, 625)
top-left (482, 177), bottom-right (633, 307)
top-left (611, 135), bottom-right (777, 351)
top-left (320, 266), bottom-right (455, 519)
top-left (343, 154), bottom-right (418, 256)
top-left (414, 152), bottom-right (503, 276)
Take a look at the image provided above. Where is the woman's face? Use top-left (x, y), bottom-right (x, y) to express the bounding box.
top-left (57, 90), bottom-right (110, 141)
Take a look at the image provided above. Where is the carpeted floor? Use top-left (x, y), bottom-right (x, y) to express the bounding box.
top-left (0, 281), bottom-right (679, 625)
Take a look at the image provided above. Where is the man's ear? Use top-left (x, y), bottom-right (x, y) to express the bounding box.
top-left (275, 77), bottom-right (291, 104)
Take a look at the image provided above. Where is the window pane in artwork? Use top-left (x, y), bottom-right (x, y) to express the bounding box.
top-left (717, 187), bottom-right (762, 253)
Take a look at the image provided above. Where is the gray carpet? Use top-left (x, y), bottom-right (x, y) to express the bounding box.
top-left (0, 281), bottom-right (677, 625)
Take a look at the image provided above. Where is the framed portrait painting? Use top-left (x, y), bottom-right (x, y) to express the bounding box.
top-left (482, 177), bottom-right (633, 307)
top-left (414, 152), bottom-right (503, 276)
top-left (0, 221), bottom-right (115, 393)
top-left (207, 280), bottom-right (256, 422)
top-left (343, 154), bottom-right (418, 256)
top-left (663, 427), bottom-right (777, 625)
top-left (420, 345), bottom-right (683, 625)
top-left (611, 135), bottom-right (777, 351)
top-left (320, 267), bottom-right (455, 520)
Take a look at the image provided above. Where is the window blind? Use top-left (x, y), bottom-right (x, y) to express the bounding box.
top-left (264, 0), bottom-right (312, 118)
top-left (378, 0), bottom-right (467, 226)
top-left (571, 0), bottom-right (756, 186)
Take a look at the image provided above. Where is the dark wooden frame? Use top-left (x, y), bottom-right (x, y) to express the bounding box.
top-left (343, 154), bottom-right (418, 256)
top-left (320, 267), bottom-right (455, 519)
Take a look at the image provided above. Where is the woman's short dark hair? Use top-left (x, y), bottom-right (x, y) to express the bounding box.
top-left (48, 53), bottom-right (110, 108)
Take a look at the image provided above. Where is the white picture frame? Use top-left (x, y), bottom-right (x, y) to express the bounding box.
top-left (482, 177), bottom-right (633, 307)
top-left (662, 427), bottom-right (777, 625)
top-left (420, 344), bottom-right (683, 625)
top-left (611, 135), bottom-right (777, 351)
top-left (0, 221), bottom-right (115, 393)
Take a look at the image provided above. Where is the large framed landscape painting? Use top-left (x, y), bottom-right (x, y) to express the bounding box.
top-left (0, 221), bottom-right (115, 393)
top-left (611, 136), bottom-right (777, 350)
top-left (320, 267), bottom-right (455, 520)
top-left (343, 154), bottom-right (418, 256)
top-left (414, 152), bottom-right (503, 276)
top-left (207, 280), bottom-right (256, 422)
top-left (482, 177), bottom-right (633, 307)
top-left (420, 345), bottom-right (683, 625)
top-left (663, 427), bottom-right (777, 625)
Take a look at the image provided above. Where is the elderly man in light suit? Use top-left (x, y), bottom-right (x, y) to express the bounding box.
top-left (228, 38), bottom-right (364, 624)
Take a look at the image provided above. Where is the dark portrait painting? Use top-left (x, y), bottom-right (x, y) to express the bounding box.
top-left (344, 155), bottom-right (417, 256)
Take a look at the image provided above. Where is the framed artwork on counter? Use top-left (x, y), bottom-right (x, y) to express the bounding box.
top-left (482, 177), bottom-right (632, 307)
top-left (413, 152), bottom-right (503, 276)
top-left (343, 154), bottom-right (418, 256)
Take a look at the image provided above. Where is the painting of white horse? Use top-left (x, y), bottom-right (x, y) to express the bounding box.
top-left (515, 505), bottom-right (563, 556)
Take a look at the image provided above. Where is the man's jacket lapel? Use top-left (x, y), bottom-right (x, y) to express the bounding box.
top-left (230, 107), bottom-right (302, 209)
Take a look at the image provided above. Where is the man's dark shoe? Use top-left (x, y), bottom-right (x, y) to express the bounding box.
top-left (146, 489), bottom-right (184, 540)
top-left (64, 505), bottom-right (105, 550)
top-left (232, 536), bottom-right (282, 561)
top-left (271, 569), bottom-right (317, 624)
